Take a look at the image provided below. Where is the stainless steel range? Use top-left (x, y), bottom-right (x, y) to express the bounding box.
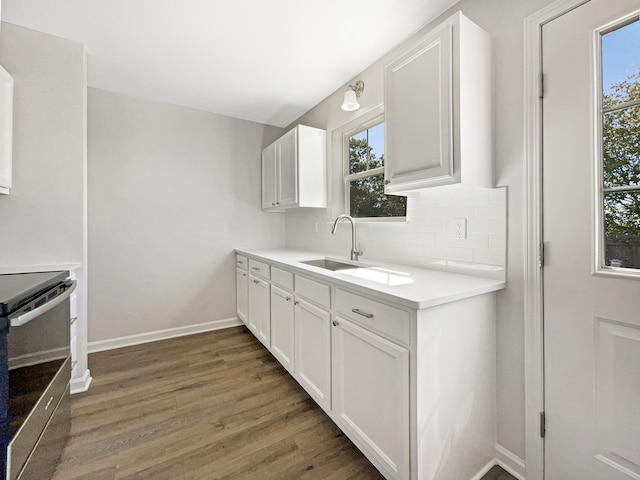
top-left (0, 271), bottom-right (75, 480)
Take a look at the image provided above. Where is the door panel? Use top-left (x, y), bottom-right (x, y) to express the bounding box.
top-left (542, 2), bottom-right (640, 479)
top-left (294, 298), bottom-right (330, 410)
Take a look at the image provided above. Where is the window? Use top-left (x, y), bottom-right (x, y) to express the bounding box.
top-left (344, 119), bottom-right (406, 219)
top-left (599, 18), bottom-right (640, 270)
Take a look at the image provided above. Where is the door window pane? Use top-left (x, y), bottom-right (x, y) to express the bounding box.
top-left (600, 18), bottom-right (640, 270)
top-left (603, 105), bottom-right (640, 188)
top-left (604, 192), bottom-right (640, 269)
top-left (602, 20), bottom-right (640, 107)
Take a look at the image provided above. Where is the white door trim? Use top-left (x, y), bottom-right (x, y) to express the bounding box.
top-left (523, 1), bottom-right (590, 479)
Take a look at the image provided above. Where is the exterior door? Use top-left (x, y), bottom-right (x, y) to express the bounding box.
top-left (542, 1), bottom-right (640, 479)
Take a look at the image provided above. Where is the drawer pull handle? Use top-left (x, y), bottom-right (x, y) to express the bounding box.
top-left (242, 273), bottom-right (247, 277)
top-left (236, 260), bottom-right (243, 264)
top-left (253, 279), bottom-right (260, 284)
top-left (251, 267), bottom-right (260, 271)
top-left (70, 316), bottom-right (78, 325)
top-left (352, 308), bottom-right (374, 319)
top-left (44, 396), bottom-right (54, 411)
top-left (332, 320), bottom-right (339, 327)
top-left (294, 301), bottom-right (299, 306)
top-left (286, 296), bottom-right (292, 302)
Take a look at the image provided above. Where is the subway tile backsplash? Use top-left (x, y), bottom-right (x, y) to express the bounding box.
top-left (285, 186), bottom-right (507, 280)
top-left (354, 186), bottom-right (506, 279)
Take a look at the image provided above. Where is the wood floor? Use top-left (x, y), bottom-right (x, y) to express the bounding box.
top-left (53, 326), bottom-right (516, 480)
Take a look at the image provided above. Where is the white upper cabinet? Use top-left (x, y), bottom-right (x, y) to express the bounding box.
top-left (262, 125), bottom-right (327, 211)
top-left (0, 64), bottom-right (13, 195)
top-left (384, 12), bottom-right (492, 194)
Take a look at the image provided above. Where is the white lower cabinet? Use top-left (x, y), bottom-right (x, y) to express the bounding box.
top-left (270, 284), bottom-right (295, 374)
top-left (294, 297), bottom-right (331, 410)
top-left (236, 253), bottom-right (497, 480)
top-left (248, 275), bottom-right (270, 348)
top-left (236, 267), bottom-right (248, 325)
top-left (332, 316), bottom-right (409, 480)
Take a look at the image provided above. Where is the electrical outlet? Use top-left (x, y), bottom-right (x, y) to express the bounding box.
top-left (454, 218), bottom-right (467, 240)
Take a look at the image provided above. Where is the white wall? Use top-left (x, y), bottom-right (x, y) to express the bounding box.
top-left (283, 0), bottom-right (557, 468)
top-left (88, 88), bottom-right (285, 343)
top-left (0, 23), bottom-right (85, 266)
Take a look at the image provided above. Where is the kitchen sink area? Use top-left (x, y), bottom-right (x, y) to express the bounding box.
top-left (300, 258), bottom-right (373, 271)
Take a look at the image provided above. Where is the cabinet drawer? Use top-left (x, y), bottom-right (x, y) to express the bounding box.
top-left (295, 275), bottom-right (330, 309)
top-left (271, 267), bottom-right (293, 291)
top-left (248, 259), bottom-right (270, 279)
top-left (335, 288), bottom-right (410, 345)
top-left (236, 255), bottom-right (248, 270)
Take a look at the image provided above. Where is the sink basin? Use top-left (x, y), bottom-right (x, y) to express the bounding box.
top-left (301, 259), bottom-right (360, 271)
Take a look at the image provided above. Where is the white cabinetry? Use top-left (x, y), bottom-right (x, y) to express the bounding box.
top-left (332, 288), bottom-right (410, 479)
top-left (270, 284), bottom-right (295, 374)
top-left (235, 251), bottom-right (498, 480)
top-left (0, 64), bottom-right (13, 195)
top-left (248, 275), bottom-right (270, 348)
top-left (261, 125), bottom-right (326, 211)
top-left (236, 255), bottom-right (248, 325)
top-left (384, 11), bottom-right (492, 194)
top-left (294, 296), bottom-right (331, 410)
top-left (332, 317), bottom-right (409, 480)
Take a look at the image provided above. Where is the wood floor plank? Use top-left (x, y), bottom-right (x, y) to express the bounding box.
top-left (53, 327), bottom-right (385, 480)
top-left (53, 326), bottom-right (515, 480)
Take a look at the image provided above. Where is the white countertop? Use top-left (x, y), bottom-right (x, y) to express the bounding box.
top-left (235, 248), bottom-right (505, 310)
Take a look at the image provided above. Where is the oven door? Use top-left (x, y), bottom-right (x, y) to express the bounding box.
top-left (5, 281), bottom-right (74, 480)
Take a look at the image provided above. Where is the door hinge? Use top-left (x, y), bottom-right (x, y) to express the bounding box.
top-left (539, 73), bottom-right (545, 99)
top-left (538, 242), bottom-right (545, 268)
top-left (540, 411), bottom-right (546, 438)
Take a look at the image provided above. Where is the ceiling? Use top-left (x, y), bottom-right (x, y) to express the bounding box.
top-left (2, 0), bottom-right (459, 127)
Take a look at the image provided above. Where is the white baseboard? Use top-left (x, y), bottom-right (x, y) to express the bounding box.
top-left (70, 368), bottom-right (92, 394)
top-left (87, 317), bottom-right (242, 354)
top-left (495, 443), bottom-right (526, 479)
top-left (471, 459), bottom-right (498, 480)
top-left (469, 444), bottom-right (527, 480)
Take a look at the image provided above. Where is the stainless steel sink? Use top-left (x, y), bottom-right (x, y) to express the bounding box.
top-left (301, 259), bottom-right (359, 271)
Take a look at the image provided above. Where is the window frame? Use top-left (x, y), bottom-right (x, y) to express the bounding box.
top-left (343, 114), bottom-right (407, 222)
top-left (594, 13), bottom-right (640, 278)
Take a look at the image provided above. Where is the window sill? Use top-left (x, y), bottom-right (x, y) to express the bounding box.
top-left (353, 216), bottom-right (408, 224)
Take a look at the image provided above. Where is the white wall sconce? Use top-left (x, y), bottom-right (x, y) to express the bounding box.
top-left (341, 80), bottom-right (365, 111)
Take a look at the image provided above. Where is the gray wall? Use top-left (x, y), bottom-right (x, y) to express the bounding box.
top-left (88, 88), bottom-right (285, 343)
top-left (0, 23), bottom-right (85, 266)
top-left (283, 0), bottom-right (557, 464)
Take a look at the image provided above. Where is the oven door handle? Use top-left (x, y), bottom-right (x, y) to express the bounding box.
top-left (10, 280), bottom-right (77, 327)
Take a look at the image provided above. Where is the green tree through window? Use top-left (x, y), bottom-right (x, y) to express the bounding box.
top-left (346, 123), bottom-right (406, 218)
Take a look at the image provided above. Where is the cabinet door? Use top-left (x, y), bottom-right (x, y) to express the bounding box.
top-left (261, 142), bottom-right (278, 209)
top-left (294, 298), bottom-right (330, 410)
top-left (270, 285), bottom-right (295, 374)
top-left (0, 65), bottom-right (13, 194)
top-left (248, 275), bottom-right (270, 348)
top-left (277, 128), bottom-right (298, 207)
top-left (385, 19), bottom-right (453, 191)
top-left (332, 316), bottom-right (409, 480)
top-left (236, 267), bottom-right (248, 325)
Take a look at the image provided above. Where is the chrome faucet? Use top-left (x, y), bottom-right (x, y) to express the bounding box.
top-left (331, 214), bottom-right (362, 261)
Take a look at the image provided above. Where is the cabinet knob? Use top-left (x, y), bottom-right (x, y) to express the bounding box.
top-left (384, 179), bottom-right (391, 185)
top-left (294, 301), bottom-right (299, 305)
top-left (272, 202), bottom-right (276, 206)
top-left (70, 317), bottom-right (77, 325)
top-left (286, 296), bottom-right (292, 302)
top-left (332, 320), bottom-right (339, 327)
